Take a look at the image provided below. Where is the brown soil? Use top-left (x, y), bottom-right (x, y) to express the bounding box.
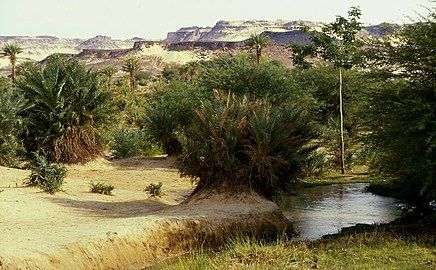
top-left (0, 156), bottom-right (291, 269)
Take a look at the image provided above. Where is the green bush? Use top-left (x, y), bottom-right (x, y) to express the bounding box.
top-left (193, 55), bottom-right (318, 108)
top-left (111, 85), bottom-right (148, 126)
top-left (144, 81), bottom-right (200, 156)
top-left (17, 55), bottom-right (113, 163)
top-left (27, 152), bottom-right (67, 194)
top-left (161, 65), bottom-right (182, 82)
top-left (301, 151), bottom-right (331, 176)
top-left (178, 97), bottom-right (316, 198)
top-left (134, 70), bottom-right (152, 86)
top-left (0, 81), bottom-right (28, 166)
top-left (145, 182), bottom-right (163, 197)
top-left (89, 182), bottom-right (114, 195)
top-left (363, 13), bottom-right (436, 209)
top-left (111, 127), bottom-right (161, 158)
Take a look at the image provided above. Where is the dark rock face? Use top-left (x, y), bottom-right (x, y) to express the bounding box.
top-left (78, 35), bottom-right (118, 49)
top-left (166, 27), bottom-right (212, 42)
top-left (76, 48), bottom-right (134, 58)
top-left (263, 30), bottom-right (311, 45)
top-left (166, 41), bottom-right (245, 51)
top-left (364, 23), bottom-right (401, 37)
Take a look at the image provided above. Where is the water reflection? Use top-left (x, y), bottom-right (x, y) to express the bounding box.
top-left (280, 183), bottom-right (401, 240)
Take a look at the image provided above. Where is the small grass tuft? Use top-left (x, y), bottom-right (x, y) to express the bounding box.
top-left (145, 182), bottom-right (163, 197)
top-left (89, 182), bottom-right (114, 195)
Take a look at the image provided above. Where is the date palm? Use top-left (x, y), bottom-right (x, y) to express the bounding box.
top-left (101, 66), bottom-right (117, 90)
top-left (122, 58), bottom-right (139, 91)
top-left (246, 33), bottom-right (270, 64)
top-left (1, 44), bottom-right (23, 84)
top-left (17, 55), bottom-right (113, 163)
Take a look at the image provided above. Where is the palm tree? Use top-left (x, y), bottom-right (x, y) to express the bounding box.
top-left (1, 44), bottom-right (23, 84)
top-left (122, 58), bottom-right (139, 91)
top-left (100, 66), bottom-right (117, 90)
top-left (17, 55), bottom-right (112, 163)
top-left (246, 33), bottom-right (269, 64)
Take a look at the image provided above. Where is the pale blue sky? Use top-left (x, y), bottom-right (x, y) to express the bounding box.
top-left (0, 0), bottom-right (432, 39)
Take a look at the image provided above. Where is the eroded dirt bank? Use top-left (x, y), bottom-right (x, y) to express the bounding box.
top-left (0, 157), bottom-right (291, 269)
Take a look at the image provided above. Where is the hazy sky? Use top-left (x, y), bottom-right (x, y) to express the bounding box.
top-left (0, 0), bottom-right (432, 39)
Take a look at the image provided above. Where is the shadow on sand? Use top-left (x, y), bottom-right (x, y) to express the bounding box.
top-left (47, 197), bottom-right (173, 218)
top-left (110, 156), bottom-right (178, 173)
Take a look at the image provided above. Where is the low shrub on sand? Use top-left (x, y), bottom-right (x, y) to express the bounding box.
top-left (26, 152), bottom-right (67, 194)
top-left (90, 182), bottom-right (115, 195)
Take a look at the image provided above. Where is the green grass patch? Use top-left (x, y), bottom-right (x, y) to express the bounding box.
top-left (294, 171), bottom-right (381, 189)
top-left (153, 232), bottom-right (436, 270)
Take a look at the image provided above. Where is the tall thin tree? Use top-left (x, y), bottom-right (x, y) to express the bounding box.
top-left (122, 58), bottom-right (139, 91)
top-left (246, 33), bottom-right (270, 64)
top-left (289, 7), bottom-right (364, 174)
top-left (1, 44), bottom-right (23, 84)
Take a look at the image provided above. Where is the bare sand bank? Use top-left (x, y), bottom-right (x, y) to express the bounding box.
top-left (0, 157), bottom-right (291, 269)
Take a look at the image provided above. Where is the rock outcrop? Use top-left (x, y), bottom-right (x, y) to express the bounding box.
top-left (166, 26), bottom-right (212, 42)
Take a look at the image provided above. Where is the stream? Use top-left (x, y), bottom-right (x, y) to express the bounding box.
top-left (279, 183), bottom-right (402, 240)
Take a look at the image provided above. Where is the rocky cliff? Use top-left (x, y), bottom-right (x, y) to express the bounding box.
top-left (165, 20), bottom-right (399, 44)
top-left (166, 27), bottom-right (212, 42)
top-left (165, 20), bottom-right (324, 43)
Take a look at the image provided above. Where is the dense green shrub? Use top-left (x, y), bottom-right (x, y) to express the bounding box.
top-left (135, 70), bottom-right (152, 86)
top-left (0, 79), bottom-right (27, 166)
top-left (111, 85), bottom-right (148, 126)
top-left (178, 97), bottom-right (316, 198)
top-left (145, 182), bottom-right (163, 197)
top-left (90, 182), bottom-right (114, 195)
top-left (363, 13), bottom-right (436, 208)
top-left (17, 55), bottom-right (113, 163)
top-left (111, 127), bottom-right (161, 158)
top-left (161, 65), bottom-right (182, 82)
top-left (289, 65), bottom-right (373, 171)
top-left (147, 56), bottom-right (319, 157)
top-left (27, 152), bottom-right (67, 194)
top-left (144, 81), bottom-right (200, 156)
top-left (192, 55), bottom-right (318, 108)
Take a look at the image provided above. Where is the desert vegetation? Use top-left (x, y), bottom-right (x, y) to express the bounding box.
top-left (0, 5), bottom-right (434, 269)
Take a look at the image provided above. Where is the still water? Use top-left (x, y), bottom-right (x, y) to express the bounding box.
top-left (279, 183), bottom-right (401, 240)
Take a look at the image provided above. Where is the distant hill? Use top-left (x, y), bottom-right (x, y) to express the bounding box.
top-left (0, 20), bottom-right (400, 75)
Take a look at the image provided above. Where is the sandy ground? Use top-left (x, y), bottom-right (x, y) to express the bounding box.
top-left (0, 157), bottom-right (290, 269)
top-left (137, 45), bottom-right (198, 65)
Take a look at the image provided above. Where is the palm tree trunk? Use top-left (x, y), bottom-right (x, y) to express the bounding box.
top-left (256, 48), bottom-right (261, 64)
top-left (130, 72), bottom-right (135, 91)
top-left (338, 67), bottom-right (345, 174)
top-left (11, 63), bottom-right (16, 84)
